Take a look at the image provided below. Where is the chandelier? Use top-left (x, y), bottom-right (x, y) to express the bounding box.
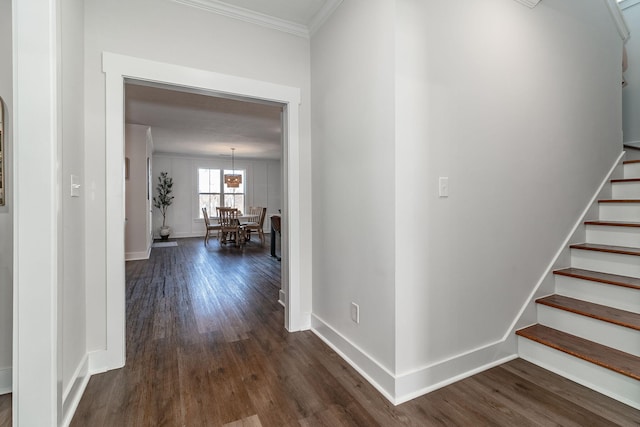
top-left (224, 147), bottom-right (242, 188)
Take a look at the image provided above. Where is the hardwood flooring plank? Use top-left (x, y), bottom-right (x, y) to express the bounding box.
top-left (0, 394), bottom-right (11, 427)
top-left (69, 237), bottom-right (640, 426)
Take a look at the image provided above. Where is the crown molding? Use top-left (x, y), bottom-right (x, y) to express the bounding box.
top-left (172, 0), bottom-right (310, 38)
top-left (605, 0), bottom-right (630, 41)
top-left (309, 0), bottom-right (343, 36)
top-left (618, 0), bottom-right (640, 10)
top-left (513, 0), bottom-right (541, 8)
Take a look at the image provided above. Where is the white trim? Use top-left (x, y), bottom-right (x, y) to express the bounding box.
top-left (513, 0), bottom-right (542, 8)
top-left (171, 0), bottom-right (309, 38)
top-left (101, 52), bottom-right (307, 373)
top-left (311, 314), bottom-right (396, 402)
top-left (308, 0), bottom-right (343, 36)
top-left (605, 0), bottom-right (631, 41)
top-left (61, 355), bottom-right (90, 427)
top-left (312, 314), bottom-right (517, 404)
top-left (0, 367), bottom-right (11, 395)
top-left (125, 248), bottom-right (151, 261)
top-left (505, 152), bottom-right (625, 341)
top-left (13, 0), bottom-right (59, 424)
top-left (619, 0), bottom-right (640, 10)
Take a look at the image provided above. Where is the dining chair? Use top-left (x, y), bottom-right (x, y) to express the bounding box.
top-left (216, 206), bottom-right (243, 246)
top-left (202, 207), bottom-right (220, 246)
top-left (243, 206), bottom-right (267, 245)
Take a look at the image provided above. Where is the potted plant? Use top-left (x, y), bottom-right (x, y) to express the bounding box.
top-left (153, 171), bottom-right (174, 240)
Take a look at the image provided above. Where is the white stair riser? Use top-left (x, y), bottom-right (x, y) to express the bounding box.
top-left (518, 337), bottom-right (640, 410)
top-left (612, 182), bottom-right (640, 199)
top-left (537, 305), bottom-right (640, 356)
top-left (598, 203), bottom-right (640, 222)
top-left (555, 275), bottom-right (640, 313)
top-left (624, 162), bottom-right (640, 178)
top-left (570, 250), bottom-right (640, 278)
top-left (586, 225), bottom-right (640, 247)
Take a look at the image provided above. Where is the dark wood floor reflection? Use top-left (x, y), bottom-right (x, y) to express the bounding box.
top-left (0, 393), bottom-right (10, 427)
top-left (69, 237), bottom-right (639, 426)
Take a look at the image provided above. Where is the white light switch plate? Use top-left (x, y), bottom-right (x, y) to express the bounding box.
top-left (439, 177), bottom-right (449, 197)
top-left (71, 174), bottom-right (81, 197)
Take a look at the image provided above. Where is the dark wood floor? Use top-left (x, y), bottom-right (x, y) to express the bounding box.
top-left (2, 236), bottom-right (636, 426)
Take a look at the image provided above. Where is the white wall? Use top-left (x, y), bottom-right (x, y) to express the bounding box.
top-left (125, 124), bottom-right (153, 259)
top-left (152, 153), bottom-right (281, 239)
top-left (0, 0), bottom-right (12, 395)
top-left (60, 0), bottom-right (88, 419)
top-left (84, 0), bottom-right (311, 354)
top-left (311, 0), bottom-right (623, 402)
top-left (311, 0), bottom-right (397, 378)
top-left (622, 1), bottom-right (640, 144)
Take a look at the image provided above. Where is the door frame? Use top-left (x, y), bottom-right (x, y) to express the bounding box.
top-left (102, 52), bottom-right (305, 369)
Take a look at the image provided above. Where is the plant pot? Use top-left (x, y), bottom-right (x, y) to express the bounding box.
top-left (159, 226), bottom-right (171, 240)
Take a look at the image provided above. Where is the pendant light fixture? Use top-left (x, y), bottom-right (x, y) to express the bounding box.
top-left (224, 147), bottom-right (242, 188)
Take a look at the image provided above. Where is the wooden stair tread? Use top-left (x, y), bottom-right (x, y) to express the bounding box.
top-left (554, 268), bottom-right (640, 290)
top-left (584, 220), bottom-right (640, 228)
top-left (611, 178), bottom-right (640, 183)
top-left (623, 159), bottom-right (640, 164)
top-left (537, 294), bottom-right (640, 330)
top-left (624, 144), bottom-right (640, 151)
top-left (516, 324), bottom-right (640, 380)
top-left (570, 243), bottom-right (640, 257)
top-left (598, 199), bottom-right (640, 203)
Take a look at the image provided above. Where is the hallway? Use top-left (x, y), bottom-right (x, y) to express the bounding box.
top-left (68, 238), bottom-right (640, 426)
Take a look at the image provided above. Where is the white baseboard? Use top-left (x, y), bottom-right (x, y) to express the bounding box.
top-left (125, 247), bottom-right (151, 261)
top-left (0, 367), bottom-right (11, 395)
top-left (311, 314), bottom-right (518, 404)
top-left (394, 338), bottom-right (518, 404)
top-left (61, 355), bottom-right (90, 427)
top-left (311, 314), bottom-right (396, 402)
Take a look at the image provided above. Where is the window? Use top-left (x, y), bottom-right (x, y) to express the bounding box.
top-left (198, 168), bottom-right (245, 217)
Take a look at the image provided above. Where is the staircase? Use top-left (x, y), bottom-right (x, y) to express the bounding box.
top-left (516, 158), bottom-right (640, 410)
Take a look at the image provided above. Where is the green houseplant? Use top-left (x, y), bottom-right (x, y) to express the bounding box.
top-left (153, 171), bottom-right (174, 240)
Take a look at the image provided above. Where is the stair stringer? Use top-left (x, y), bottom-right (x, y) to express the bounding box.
top-left (505, 152), bottom-right (625, 338)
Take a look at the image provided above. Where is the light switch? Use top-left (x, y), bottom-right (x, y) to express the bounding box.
top-left (439, 177), bottom-right (449, 197)
top-left (71, 174), bottom-right (81, 198)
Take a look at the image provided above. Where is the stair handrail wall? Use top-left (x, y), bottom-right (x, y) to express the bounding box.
top-left (504, 152), bottom-right (626, 341)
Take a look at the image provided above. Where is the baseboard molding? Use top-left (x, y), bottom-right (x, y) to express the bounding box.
top-left (0, 367), bottom-right (11, 395)
top-left (125, 247), bottom-right (151, 261)
top-left (394, 339), bottom-right (518, 404)
top-left (311, 314), bottom-right (518, 404)
top-left (61, 355), bottom-right (90, 427)
top-left (88, 349), bottom-right (112, 376)
top-left (505, 152), bottom-right (625, 341)
top-left (311, 314), bottom-right (397, 402)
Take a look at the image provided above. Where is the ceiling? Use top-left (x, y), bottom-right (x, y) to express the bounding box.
top-left (125, 0), bottom-right (340, 160)
top-left (125, 82), bottom-right (283, 160)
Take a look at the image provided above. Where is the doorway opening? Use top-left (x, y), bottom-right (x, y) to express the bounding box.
top-left (103, 52), bottom-right (306, 370)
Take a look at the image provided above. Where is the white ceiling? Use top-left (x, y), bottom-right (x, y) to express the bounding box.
top-left (125, 82), bottom-right (284, 160)
top-left (125, 0), bottom-right (341, 160)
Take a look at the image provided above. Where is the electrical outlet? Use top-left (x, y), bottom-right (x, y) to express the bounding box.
top-left (351, 302), bottom-right (360, 324)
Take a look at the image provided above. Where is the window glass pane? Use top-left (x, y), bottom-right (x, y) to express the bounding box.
top-left (199, 194), bottom-right (220, 218)
top-left (199, 168), bottom-right (220, 193)
top-left (223, 194), bottom-right (245, 214)
top-left (223, 169), bottom-right (245, 193)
